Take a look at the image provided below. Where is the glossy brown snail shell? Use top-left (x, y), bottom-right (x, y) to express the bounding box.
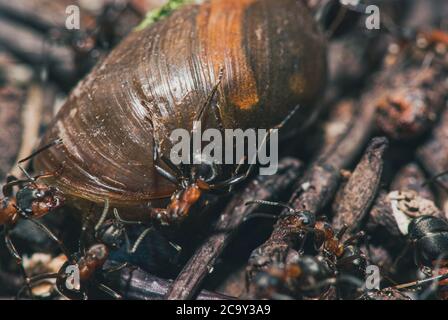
top-left (35, 0), bottom-right (327, 209)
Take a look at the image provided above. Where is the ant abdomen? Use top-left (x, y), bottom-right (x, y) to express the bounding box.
top-left (408, 216), bottom-right (448, 267)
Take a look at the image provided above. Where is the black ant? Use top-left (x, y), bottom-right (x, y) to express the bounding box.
top-left (0, 138), bottom-right (68, 295)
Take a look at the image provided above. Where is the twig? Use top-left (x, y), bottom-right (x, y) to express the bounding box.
top-left (0, 0), bottom-right (69, 31)
top-left (0, 18), bottom-right (75, 86)
top-left (391, 163), bottom-right (435, 202)
top-left (0, 270), bottom-right (23, 294)
top-left (9, 83), bottom-right (43, 178)
top-left (108, 267), bottom-right (234, 300)
top-left (0, 86), bottom-right (24, 181)
top-left (417, 107), bottom-right (448, 215)
top-left (332, 137), bottom-right (389, 236)
top-left (165, 158), bottom-right (303, 300)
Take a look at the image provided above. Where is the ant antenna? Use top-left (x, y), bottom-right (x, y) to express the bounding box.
top-left (16, 138), bottom-right (63, 184)
top-left (243, 212), bottom-right (279, 223)
top-left (113, 208), bottom-right (143, 225)
top-left (18, 138), bottom-right (63, 164)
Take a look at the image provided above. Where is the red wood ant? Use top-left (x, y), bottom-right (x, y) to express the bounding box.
top-left (17, 243), bottom-right (121, 300)
top-left (245, 200), bottom-right (367, 299)
top-left (1, 138), bottom-right (68, 295)
top-left (18, 201), bottom-right (159, 300)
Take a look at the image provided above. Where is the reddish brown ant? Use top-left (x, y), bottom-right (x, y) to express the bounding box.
top-left (17, 243), bottom-right (122, 300)
top-left (146, 71), bottom-right (300, 225)
top-left (18, 200), bottom-right (158, 300)
top-left (245, 200), bottom-right (367, 298)
top-left (1, 138), bottom-right (68, 295)
top-left (245, 200), bottom-right (366, 262)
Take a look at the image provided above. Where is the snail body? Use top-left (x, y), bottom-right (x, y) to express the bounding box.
top-left (35, 0), bottom-right (327, 216)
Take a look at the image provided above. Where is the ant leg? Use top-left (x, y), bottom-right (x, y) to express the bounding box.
top-left (104, 262), bottom-right (132, 274)
top-left (4, 228), bottom-right (21, 261)
top-left (168, 241), bottom-right (182, 255)
top-left (193, 67), bottom-right (224, 123)
top-left (130, 227), bottom-right (153, 254)
top-left (113, 208), bottom-right (143, 225)
top-left (148, 117), bottom-right (183, 183)
top-left (4, 228), bottom-right (33, 298)
top-left (94, 199), bottom-right (110, 232)
top-left (336, 225), bottom-right (348, 240)
top-left (2, 175), bottom-right (20, 197)
top-left (220, 105), bottom-right (301, 191)
top-left (343, 231), bottom-right (365, 246)
top-left (16, 272), bottom-right (58, 299)
top-left (80, 204), bottom-right (95, 254)
top-left (22, 216), bottom-right (71, 261)
top-left (152, 139), bottom-right (180, 186)
top-left (207, 173), bottom-right (248, 190)
top-left (96, 282), bottom-right (122, 299)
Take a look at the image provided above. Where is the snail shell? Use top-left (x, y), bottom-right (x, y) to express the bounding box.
top-left (35, 0), bottom-right (327, 208)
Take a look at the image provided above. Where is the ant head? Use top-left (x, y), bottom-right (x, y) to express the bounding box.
top-left (191, 160), bottom-right (218, 184)
top-left (16, 183), bottom-right (65, 218)
top-left (96, 220), bottom-right (125, 250)
top-left (298, 210), bottom-right (316, 227)
top-left (252, 264), bottom-right (290, 299)
top-left (315, 220), bottom-right (333, 236)
top-left (85, 244), bottom-right (109, 271)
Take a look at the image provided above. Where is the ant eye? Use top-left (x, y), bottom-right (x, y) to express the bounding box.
top-left (301, 216), bottom-right (310, 225)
